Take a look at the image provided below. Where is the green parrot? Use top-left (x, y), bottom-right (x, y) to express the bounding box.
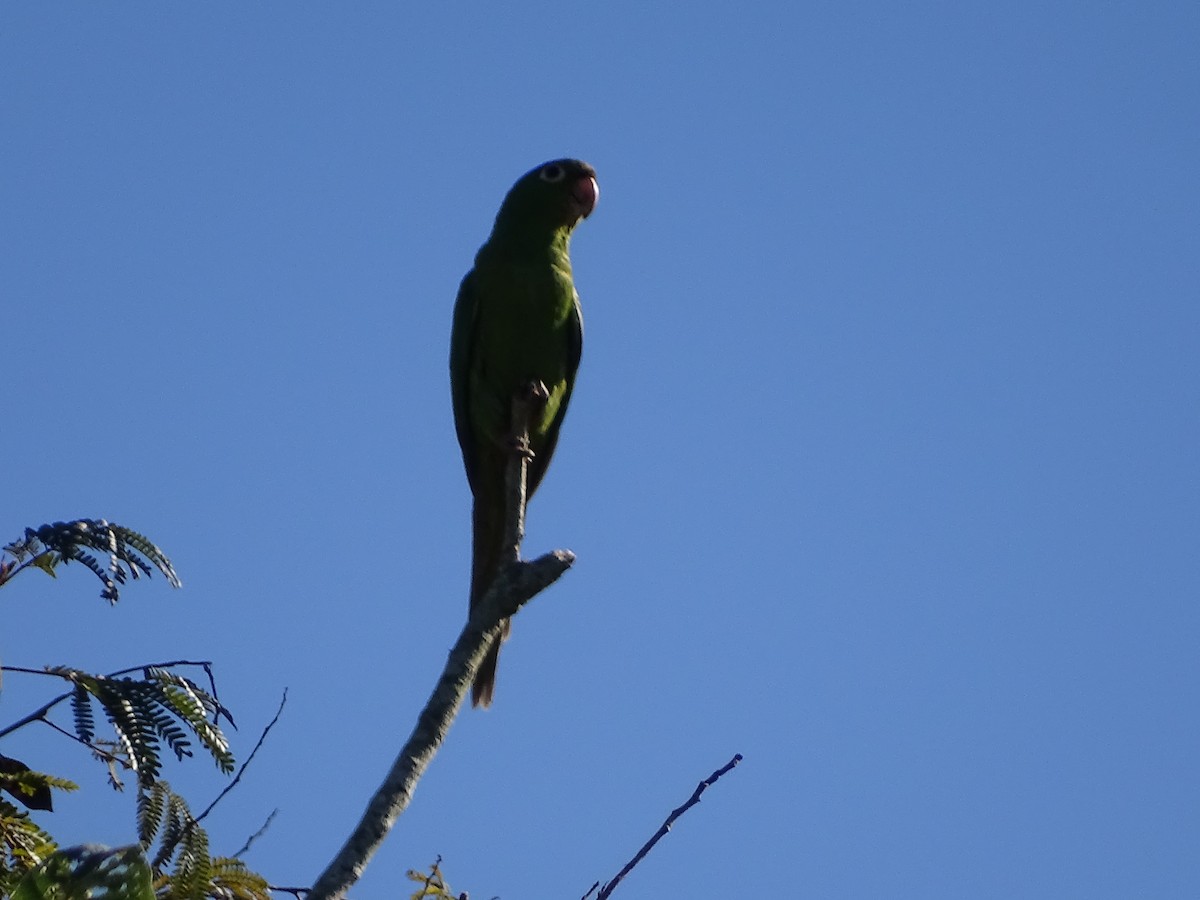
top-left (450, 158), bottom-right (598, 707)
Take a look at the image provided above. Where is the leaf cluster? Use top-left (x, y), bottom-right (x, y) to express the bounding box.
top-left (139, 783), bottom-right (269, 900)
top-left (1, 519), bottom-right (180, 603)
top-left (1, 662), bottom-right (269, 899)
top-left (0, 800), bottom-right (57, 897)
top-left (1, 518), bottom-right (271, 900)
top-left (62, 667), bottom-right (235, 787)
top-left (10, 844), bottom-right (154, 900)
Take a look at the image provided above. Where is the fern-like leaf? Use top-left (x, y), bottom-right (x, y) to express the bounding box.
top-left (97, 684), bottom-right (161, 784)
top-left (70, 682), bottom-right (97, 744)
top-left (0, 757), bottom-right (77, 813)
top-left (147, 671), bottom-right (235, 774)
top-left (113, 524), bottom-right (180, 587)
top-left (142, 674), bottom-right (234, 774)
top-left (209, 858), bottom-right (272, 900)
top-left (134, 681), bottom-right (194, 763)
top-left (139, 784), bottom-right (225, 900)
top-left (136, 781), bottom-right (169, 848)
top-left (150, 789), bottom-right (193, 871)
top-left (51, 668), bottom-right (237, 787)
top-left (66, 547), bottom-right (121, 600)
top-left (146, 670), bottom-right (210, 723)
top-left (169, 825), bottom-right (211, 900)
top-left (0, 798), bottom-right (58, 896)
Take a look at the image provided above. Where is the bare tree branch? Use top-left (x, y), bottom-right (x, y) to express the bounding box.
top-left (584, 753), bottom-right (744, 900)
top-left (306, 388), bottom-right (574, 900)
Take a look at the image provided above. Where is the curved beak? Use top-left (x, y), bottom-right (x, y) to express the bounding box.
top-left (572, 175), bottom-right (599, 219)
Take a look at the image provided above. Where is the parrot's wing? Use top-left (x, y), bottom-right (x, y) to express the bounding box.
top-left (528, 292), bottom-right (583, 496)
top-left (449, 269), bottom-right (482, 494)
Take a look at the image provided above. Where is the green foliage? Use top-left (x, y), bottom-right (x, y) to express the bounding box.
top-left (0, 758), bottom-right (76, 813)
top-left (0, 801), bottom-right (57, 897)
top-left (142, 782), bottom-right (211, 899)
top-left (137, 784), bottom-right (269, 900)
top-left (202, 859), bottom-right (271, 900)
top-left (1, 520), bottom-right (180, 604)
top-left (1, 518), bottom-right (272, 900)
top-left (10, 844), bottom-right (154, 900)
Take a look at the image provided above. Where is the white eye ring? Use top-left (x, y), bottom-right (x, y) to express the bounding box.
top-left (539, 164), bottom-right (566, 183)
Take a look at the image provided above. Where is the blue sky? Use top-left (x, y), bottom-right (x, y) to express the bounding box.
top-left (2, 3), bottom-right (1198, 897)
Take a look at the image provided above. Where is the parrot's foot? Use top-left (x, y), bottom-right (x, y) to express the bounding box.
top-left (506, 434), bottom-right (536, 460)
top-left (505, 380), bottom-right (549, 458)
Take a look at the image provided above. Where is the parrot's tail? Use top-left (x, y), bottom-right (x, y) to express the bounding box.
top-left (469, 487), bottom-right (512, 708)
top-left (472, 628), bottom-right (505, 708)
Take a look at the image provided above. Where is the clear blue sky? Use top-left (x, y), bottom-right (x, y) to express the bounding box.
top-left (2, 3), bottom-right (1198, 897)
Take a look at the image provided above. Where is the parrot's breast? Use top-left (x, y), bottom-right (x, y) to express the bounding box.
top-left (468, 256), bottom-right (577, 447)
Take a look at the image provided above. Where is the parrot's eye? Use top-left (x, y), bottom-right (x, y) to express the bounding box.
top-left (539, 164), bottom-right (566, 183)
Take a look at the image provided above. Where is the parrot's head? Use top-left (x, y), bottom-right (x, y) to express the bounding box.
top-left (495, 159), bottom-right (599, 236)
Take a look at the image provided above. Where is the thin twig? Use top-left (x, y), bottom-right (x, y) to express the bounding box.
top-left (0, 555), bottom-right (49, 589)
top-left (235, 808), bottom-right (279, 858)
top-left (196, 689), bottom-right (288, 825)
top-left (1, 665), bottom-right (57, 676)
top-left (269, 886), bottom-right (309, 898)
top-left (144, 690), bottom-right (288, 871)
top-left (38, 718), bottom-right (129, 769)
top-left (306, 389), bottom-right (573, 900)
top-left (589, 753), bottom-right (744, 900)
top-left (193, 660), bottom-right (232, 728)
top-left (418, 855), bottom-right (444, 897)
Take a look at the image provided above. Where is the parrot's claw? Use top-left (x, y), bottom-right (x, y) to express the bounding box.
top-left (504, 380), bottom-right (548, 458)
top-left (506, 434), bottom-right (537, 460)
